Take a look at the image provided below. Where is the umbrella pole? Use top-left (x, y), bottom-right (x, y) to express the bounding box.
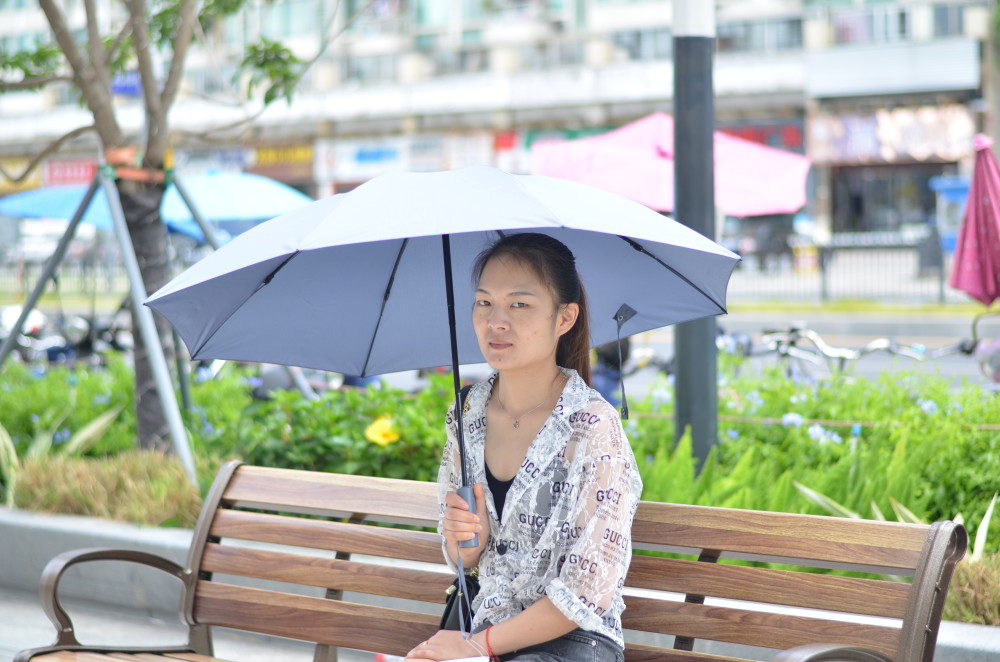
top-left (0, 177), bottom-right (101, 371)
top-left (442, 234), bottom-right (479, 549)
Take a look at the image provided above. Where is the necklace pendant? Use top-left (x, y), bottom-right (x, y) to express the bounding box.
top-left (513, 420), bottom-right (520, 429)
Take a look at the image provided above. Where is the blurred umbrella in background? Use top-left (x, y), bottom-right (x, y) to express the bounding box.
top-left (0, 170), bottom-right (313, 243)
top-left (949, 134), bottom-right (1000, 307)
top-left (530, 112), bottom-right (811, 218)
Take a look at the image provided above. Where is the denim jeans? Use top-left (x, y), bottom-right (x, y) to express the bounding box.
top-left (497, 628), bottom-right (623, 662)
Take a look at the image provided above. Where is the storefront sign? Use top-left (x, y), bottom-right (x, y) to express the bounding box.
top-left (809, 104), bottom-right (975, 165)
top-left (247, 143), bottom-right (315, 182)
top-left (44, 158), bottom-right (98, 186)
top-left (718, 120), bottom-right (805, 153)
top-left (331, 138), bottom-right (408, 182)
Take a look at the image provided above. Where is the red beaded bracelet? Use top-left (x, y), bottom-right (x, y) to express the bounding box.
top-left (485, 625), bottom-right (500, 661)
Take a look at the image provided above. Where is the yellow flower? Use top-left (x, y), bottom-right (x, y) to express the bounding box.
top-left (365, 416), bottom-right (399, 446)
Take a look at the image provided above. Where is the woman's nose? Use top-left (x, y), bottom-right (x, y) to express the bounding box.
top-left (487, 308), bottom-right (508, 329)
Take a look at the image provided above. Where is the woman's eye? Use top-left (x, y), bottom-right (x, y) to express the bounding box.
top-left (511, 302), bottom-right (527, 309)
top-left (476, 299), bottom-right (491, 307)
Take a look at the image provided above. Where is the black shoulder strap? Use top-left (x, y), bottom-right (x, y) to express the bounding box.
top-left (459, 383), bottom-right (473, 408)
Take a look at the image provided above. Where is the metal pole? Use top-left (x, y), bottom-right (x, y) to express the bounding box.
top-left (672, 0), bottom-right (718, 467)
top-left (171, 176), bottom-right (222, 250)
top-left (0, 178), bottom-right (101, 370)
top-left (99, 169), bottom-right (198, 485)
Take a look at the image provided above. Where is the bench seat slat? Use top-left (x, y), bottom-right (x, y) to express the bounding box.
top-left (632, 503), bottom-right (927, 572)
top-left (201, 543), bottom-right (452, 602)
top-left (627, 555), bottom-right (910, 619)
top-left (193, 581), bottom-right (438, 656)
top-left (622, 597), bottom-right (899, 659)
top-left (210, 509), bottom-right (444, 564)
top-left (222, 467), bottom-right (439, 524)
top-left (623, 644), bottom-right (751, 662)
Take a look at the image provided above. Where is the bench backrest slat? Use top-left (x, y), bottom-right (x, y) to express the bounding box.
top-left (210, 509), bottom-right (444, 564)
top-left (627, 555), bottom-right (910, 618)
top-left (194, 581), bottom-right (439, 657)
top-left (622, 597), bottom-right (900, 659)
top-left (222, 466), bottom-right (439, 525)
top-left (200, 543), bottom-right (452, 603)
top-left (632, 503), bottom-right (928, 573)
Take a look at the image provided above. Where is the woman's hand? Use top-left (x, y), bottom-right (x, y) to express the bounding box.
top-left (442, 483), bottom-right (489, 565)
top-left (404, 629), bottom-right (487, 661)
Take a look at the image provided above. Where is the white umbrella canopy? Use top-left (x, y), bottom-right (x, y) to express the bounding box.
top-left (145, 166), bottom-right (739, 377)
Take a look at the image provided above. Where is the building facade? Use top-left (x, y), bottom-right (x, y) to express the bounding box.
top-left (0, 0), bottom-right (992, 248)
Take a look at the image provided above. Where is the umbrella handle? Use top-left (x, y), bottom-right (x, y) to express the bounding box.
top-left (457, 485), bottom-right (479, 549)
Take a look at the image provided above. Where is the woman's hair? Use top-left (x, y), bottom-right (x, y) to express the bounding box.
top-left (472, 232), bottom-right (591, 385)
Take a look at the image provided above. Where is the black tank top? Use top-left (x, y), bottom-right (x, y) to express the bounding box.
top-left (484, 462), bottom-right (515, 522)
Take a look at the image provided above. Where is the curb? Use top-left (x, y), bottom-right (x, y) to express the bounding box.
top-left (2, 507), bottom-right (999, 661)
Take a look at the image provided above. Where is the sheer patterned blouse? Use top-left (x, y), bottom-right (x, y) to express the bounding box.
top-left (437, 367), bottom-right (643, 648)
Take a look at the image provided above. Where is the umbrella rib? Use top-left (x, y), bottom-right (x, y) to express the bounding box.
top-left (359, 238), bottom-right (409, 377)
top-left (617, 235), bottom-right (728, 314)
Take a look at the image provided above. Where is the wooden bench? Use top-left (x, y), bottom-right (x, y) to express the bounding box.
top-left (16, 460), bottom-right (967, 662)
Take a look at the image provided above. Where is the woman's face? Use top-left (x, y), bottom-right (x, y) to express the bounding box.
top-left (473, 255), bottom-right (578, 373)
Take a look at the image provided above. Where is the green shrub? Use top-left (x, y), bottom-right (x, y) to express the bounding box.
top-left (0, 356), bottom-right (135, 455)
top-left (201, 374), bottom-right (455, 481)
top-left (626, 366), bottom-right (1000, 553)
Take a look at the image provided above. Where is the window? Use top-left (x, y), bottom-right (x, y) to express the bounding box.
top-left (341, 53), bottom-right (397, 83)
top-left (717, 18), bottom-right (802, 54)
top-left (832, 7), bottom-right (910, 45)
top-left (933, 4), bottom-right (964, 37)
top-left (610, 28), bottom-right (671, 61)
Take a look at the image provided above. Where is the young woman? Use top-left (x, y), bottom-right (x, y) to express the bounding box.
top-left (406, 232), bottom-right (642, 662)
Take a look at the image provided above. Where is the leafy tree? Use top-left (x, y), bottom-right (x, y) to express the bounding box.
top-left (0, 0), bottom-right (367, 452)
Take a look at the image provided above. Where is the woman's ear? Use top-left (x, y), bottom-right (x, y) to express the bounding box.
top-left (556, 302), bottom-right (579, 337)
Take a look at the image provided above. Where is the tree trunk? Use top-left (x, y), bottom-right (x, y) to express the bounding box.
top-left (117, 178), bottom-right (174, 453)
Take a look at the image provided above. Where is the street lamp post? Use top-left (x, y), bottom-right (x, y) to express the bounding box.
top-left (672, 0), bottom-right (718, 466)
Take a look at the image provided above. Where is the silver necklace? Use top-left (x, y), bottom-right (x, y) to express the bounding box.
top-left (496, 376), bottom-right (566, 429)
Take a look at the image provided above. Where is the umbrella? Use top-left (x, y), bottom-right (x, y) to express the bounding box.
top-left (0, 171), bottom-right (312, 242)
top-left (530, 112), bottom-right (811, 218)
top-left (949, 134), bottom-right (1000, 307)
top-left (145, 165), bottom-right (739, 486)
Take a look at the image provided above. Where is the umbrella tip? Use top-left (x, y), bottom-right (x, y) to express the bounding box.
top-left (974, 134), bottom-right (994, 151)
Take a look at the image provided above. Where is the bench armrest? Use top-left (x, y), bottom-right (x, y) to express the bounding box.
top-left (774, 644), bottom-right (895, 662)
top-left (37, 547), bottom-right (193, 647)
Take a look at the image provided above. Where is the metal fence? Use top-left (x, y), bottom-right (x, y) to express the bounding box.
top-left (726, 245), bottom-right (959, 305)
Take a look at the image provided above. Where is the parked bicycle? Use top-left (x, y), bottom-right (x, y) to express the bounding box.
top-left (752, 311), bottom-right (1000, 384)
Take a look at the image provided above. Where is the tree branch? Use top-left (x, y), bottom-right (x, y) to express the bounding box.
top-left (103, 22), bottom-right (132, 70)
top-left (0, 74), bottom-right (72, 91)
top-left (182, 106), bottom-right (267, 141)
top-left (159, 0), bottom-right (198, 115)
top-left (125, 0), bottom-right (163, 129)
top-left (0, 124), bottom-right (96, 184)
top-left (39, 0), bottom-right (122, 145)
top-left (83, 0), bottom-right (111, 91)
